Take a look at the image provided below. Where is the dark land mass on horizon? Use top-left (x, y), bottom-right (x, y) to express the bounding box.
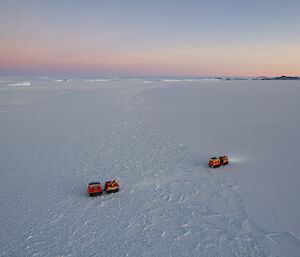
top-left (221, 75), bottom-right (300, 81)
top-left (252, 75), bottom-right (300, 80)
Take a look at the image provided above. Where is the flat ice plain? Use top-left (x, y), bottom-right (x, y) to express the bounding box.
top-left (0, 77), bottom-right (300, 256)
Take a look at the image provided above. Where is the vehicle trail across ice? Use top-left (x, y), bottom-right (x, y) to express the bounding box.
top-left (67, 85), bottom-right (299, 256)
top-left (1, 82), bottom-right (299, 257)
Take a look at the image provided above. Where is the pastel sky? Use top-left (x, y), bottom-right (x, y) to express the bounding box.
top-left (1, 0), bottom-right (299, 76)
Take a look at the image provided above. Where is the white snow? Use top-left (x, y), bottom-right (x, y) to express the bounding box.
top-left (0, 77), bottom-right (300, 256)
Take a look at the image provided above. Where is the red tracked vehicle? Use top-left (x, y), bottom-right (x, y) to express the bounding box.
top-left (87, 182), bottom-right (103, 196)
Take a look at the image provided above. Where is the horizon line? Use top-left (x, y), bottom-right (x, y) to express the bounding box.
top-left (0, 72), bottom-right (298, 78)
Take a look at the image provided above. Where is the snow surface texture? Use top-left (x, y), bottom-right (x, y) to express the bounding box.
top-left (0, 77), bottom-right (300, 257)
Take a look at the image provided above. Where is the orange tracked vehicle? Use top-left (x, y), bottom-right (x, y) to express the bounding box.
top-left (209, 157), bottom-right (221, 168)
top-left (219, 156), bottom-right (229, 165)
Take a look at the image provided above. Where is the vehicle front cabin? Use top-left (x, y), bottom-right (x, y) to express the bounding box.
top-left (87, 182), bottom-right (102, 196)
top-left (209, 157), bottom-right (221, 168)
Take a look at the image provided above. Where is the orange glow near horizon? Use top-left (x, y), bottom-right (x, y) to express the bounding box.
top-left (1, 44), bottom-right (299, 77)
top-left (1, 1), bottom-right (300, 77)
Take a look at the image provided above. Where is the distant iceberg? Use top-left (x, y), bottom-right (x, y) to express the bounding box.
top-left (8, 81), bottom-right (31, 86)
